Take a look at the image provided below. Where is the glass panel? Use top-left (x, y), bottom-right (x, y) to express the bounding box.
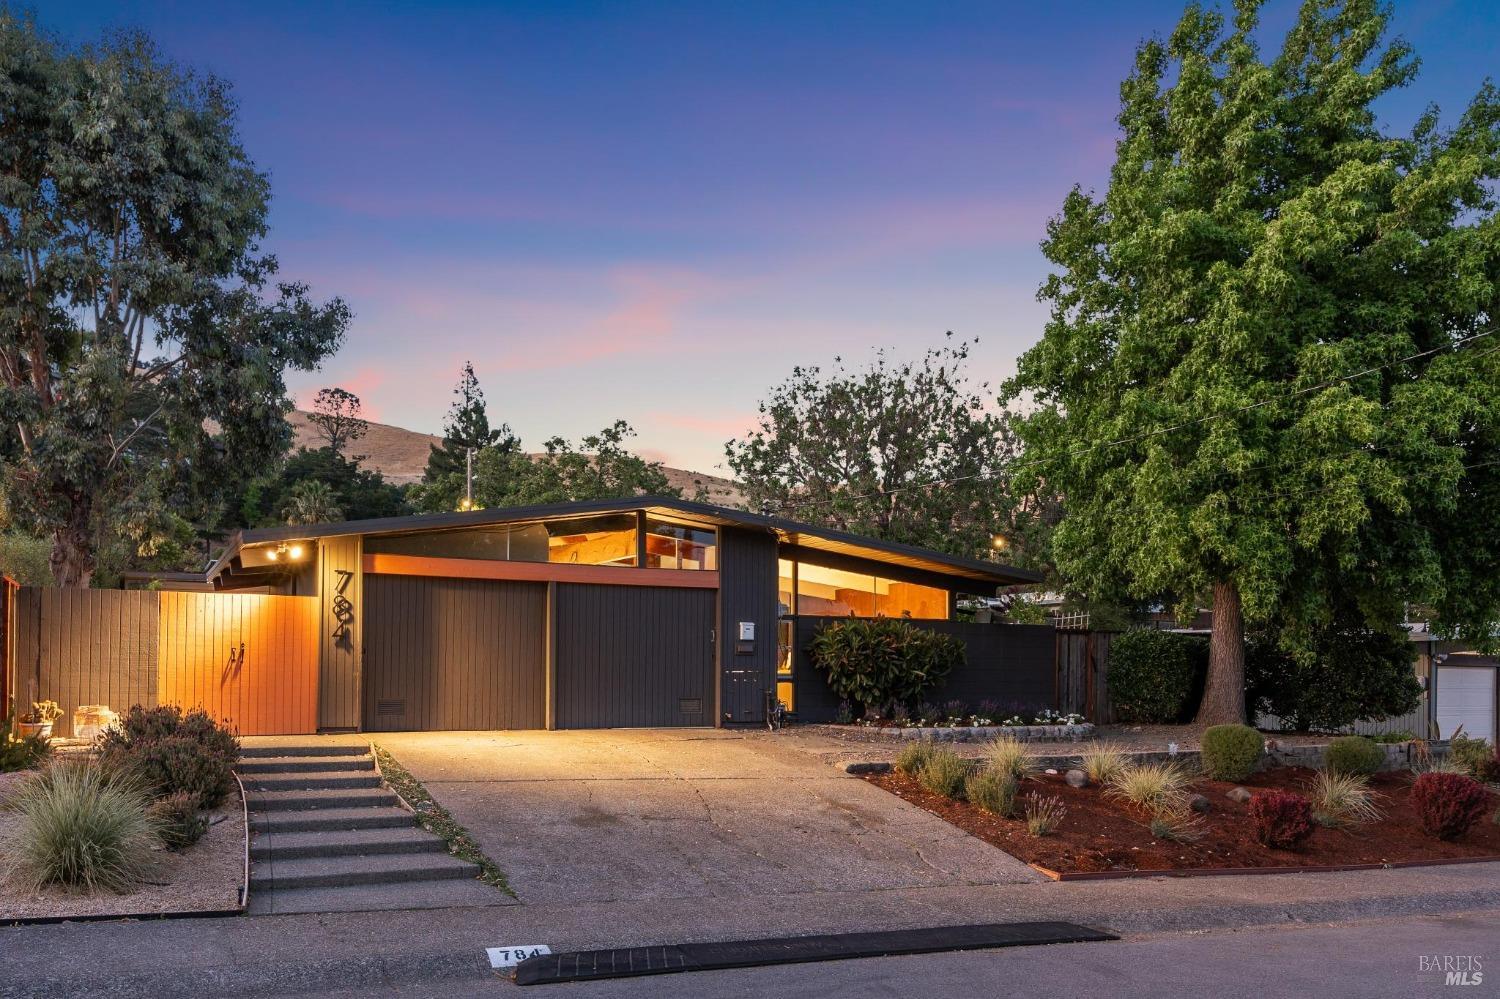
top-left (791, 561), bottom-right (948, 619)
top-left (776, 618), bottom-right (795, 712)
top-left (795, 563), bottom-right (878, 616)
top-left (644, 517), bottom-right (717, 570)
top-left (545, 514), bottom-right (638, 566)
top-left (364, 523), bottom-right (549, 561)
top-left (777, 559), bottom-right (795, 616)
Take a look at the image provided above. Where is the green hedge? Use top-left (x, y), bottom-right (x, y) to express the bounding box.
top-left (808, 618), bottom-right (963, 714)
top-left (1106, 630), bottom-right (1207, 723)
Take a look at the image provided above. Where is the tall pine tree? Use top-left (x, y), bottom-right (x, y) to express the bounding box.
top-left (415, 362), bottom-right (518, 511)
top-left (1005, 0), bottom-right (1500, 723)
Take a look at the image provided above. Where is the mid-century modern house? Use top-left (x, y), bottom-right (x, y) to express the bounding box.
top-left (192, 496), bottom-right (1045, 733)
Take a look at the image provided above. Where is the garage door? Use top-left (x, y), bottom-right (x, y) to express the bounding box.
top-left (1436, 665), bottom-right (1496, 743)
top-left (363, 575), bottom-right (546, 731)
top-left (555, 584), bottom-right (715, 728)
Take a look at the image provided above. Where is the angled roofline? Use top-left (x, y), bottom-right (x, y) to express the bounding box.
top-left (211, 495), bottom-right (1043, 588)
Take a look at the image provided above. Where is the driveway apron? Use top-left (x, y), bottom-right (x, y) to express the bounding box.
top-left (372, 729), bottom-right (1043, 905)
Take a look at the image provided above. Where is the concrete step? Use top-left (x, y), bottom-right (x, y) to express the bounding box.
top-left (247, 787), bottom-right (400, 812)
top-left (237, 756), bottom-right (374, 774)
top-left (240, 744), bottom-right (369, 759)
top-left (249, 852), bottom-right (479, 890)
top-left (251, 806), bottom-right (415, 834)
top-left (251, 827), bottom-right (447, 861)
top-left (246, 877), bottom-right (515, 915)
top-left (242, 772), bottom-right (383, 792)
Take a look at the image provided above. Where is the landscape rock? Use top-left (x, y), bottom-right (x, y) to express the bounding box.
top-left (1189, 793), bottom-right (1212, 814)
top-left (1225, 787), bottom-right (1252, 804)
top-left (1065, 769), bottom-right (1088, 788)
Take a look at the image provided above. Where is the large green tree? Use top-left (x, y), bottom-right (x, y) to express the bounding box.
top-left (0, 17), bottom-right (348, 585)
top-left (1005, 0), bottom-right (1500, 722)
top-left (727, 337), bottom-right (1050, 562)
top-left (240, 446), bottom-right (410, 527)
top-left (414, 361), bottom-right (517, 511)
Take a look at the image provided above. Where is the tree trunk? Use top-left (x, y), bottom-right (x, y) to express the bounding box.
top-left (49, 499), bottom-right (96, 588)
top-left (1196, 578), bottom-right (1246, 725)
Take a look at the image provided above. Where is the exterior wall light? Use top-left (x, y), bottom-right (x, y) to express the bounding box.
top-left (990, 534), bottom-right (1010, 551)
top-left (266, 542), bottom-right (308, 563)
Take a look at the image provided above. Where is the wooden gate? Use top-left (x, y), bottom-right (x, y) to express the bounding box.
top-left (1055, 629), bottom-right (1117, 723)
top-left (13, 588), bottom-right (319, 737)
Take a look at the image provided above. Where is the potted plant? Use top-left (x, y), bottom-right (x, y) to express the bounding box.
top-left (18, 700), bottom-right (63, 740)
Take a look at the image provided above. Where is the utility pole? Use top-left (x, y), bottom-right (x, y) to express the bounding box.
top-left (459, 447), bottom-right (476, 511)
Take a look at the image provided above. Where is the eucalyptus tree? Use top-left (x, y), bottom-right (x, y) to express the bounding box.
top-left (0, 17), bottom-right (348, 584)
top-left (1005, 0), bottom-right (1500, 722)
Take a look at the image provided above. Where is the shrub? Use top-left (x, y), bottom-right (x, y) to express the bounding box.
top-left (1247, 790), bottom-right (1314, 849)
top-left (965, 770), bottom-right (1019, 818)
top-left (12, 761), bottom-right (160, 891)
top-left (1, 717), bottom-right (52, 773)
top-left (809, 618), bottom-right (964, 715)
top-left (1024, 794), bottom-right (1066, 836)
top-left (917, 748), bottom-right (969, 799)
top-left (1149, 804), bottom-right (1205, 843)
top-left (1106, 630), bottom-right (1206, 723)
top-left (985, 734), bottom-right (1037, 783)
top-left (1372, 730), bottom-right (1416, 744)
top-left (1410, 772), bottom-right (1489, 841)
top-left (1308, 770), bottom-right (1382, 828)
top-left (1200, 724), bottom-right (1263, 781)
top-left (1324, 735), bottom-right (1384, 777)
top-left (895, 740), bottom-right (935, 778)
top-left (96, 705), bottom-right (239, 807)
top-left (1245, 625), bottom-right (1420, 732)
top-left (148, 792), bottom-right (209, 850)
top-left (1077, 743), bottom-right (1126, 786)
top-left (1447, 736), bottom-right (1499, 782)
top-left (1105, 761), bottom-right (1191, 812)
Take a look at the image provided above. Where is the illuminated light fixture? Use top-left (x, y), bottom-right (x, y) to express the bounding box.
top-left (990, 534), bottom-right (1010, 551)
top-left (457, 496), bottom-right (476, 512)
top-left (266, 542), bottom-right (307, 563)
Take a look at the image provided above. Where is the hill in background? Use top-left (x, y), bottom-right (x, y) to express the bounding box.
top-left (286, 410), bottom-right (744, 506)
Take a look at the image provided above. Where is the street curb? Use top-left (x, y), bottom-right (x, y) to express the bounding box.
top-left (5, 887), bottom-right (1496, 999)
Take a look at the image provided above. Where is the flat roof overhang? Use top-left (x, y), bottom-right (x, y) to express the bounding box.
top-left (209, 495), bottom-right (1043, 591)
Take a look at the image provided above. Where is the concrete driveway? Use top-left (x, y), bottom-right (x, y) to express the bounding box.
top-left (373, 729), bottom-right (1042, 904)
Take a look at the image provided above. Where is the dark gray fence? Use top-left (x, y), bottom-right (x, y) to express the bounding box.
top-left (790, 618), bottom-right (1056, 722)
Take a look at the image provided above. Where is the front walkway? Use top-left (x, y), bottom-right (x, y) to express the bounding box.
top-left (371, 728), bottom-right (1043, 904)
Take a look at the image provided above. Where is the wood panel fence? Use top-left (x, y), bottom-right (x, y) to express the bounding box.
top-left (11, 587), bottom-right (319, 737)
top-left (1055, 629), bottom-right (1117, 723)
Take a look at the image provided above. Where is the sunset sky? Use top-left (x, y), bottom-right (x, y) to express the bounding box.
top-left (45, 1), bottom-right (1500, 474)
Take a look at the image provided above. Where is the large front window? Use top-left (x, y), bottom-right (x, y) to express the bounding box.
top-left (644, 517), bottom-right (717, 569)
top-left (787, 561), bottom-right (947, 619)
top-left (362, 513), bottom-right (641, 566)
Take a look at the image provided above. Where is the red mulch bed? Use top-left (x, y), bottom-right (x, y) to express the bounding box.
top-left (868, 767), bottom-right (1500, 876)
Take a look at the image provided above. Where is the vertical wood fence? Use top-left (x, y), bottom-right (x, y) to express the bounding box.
top-left (12, 587), bottom-right (319, 737)
top-left (1055, 629), bottom-right (1117, 723)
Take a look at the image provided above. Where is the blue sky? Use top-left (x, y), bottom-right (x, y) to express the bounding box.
top-left (39, 0), bottom-right (1500, 473)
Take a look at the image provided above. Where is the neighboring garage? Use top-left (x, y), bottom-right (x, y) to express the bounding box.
top-left (201, 496), bottom-right (1043, 733)
top-left (1436, 653), bottom-right (1498, 743)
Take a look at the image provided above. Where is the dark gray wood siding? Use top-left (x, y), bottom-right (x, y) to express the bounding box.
top-left (792, 619), bottom-right (1056, 722)
top-left (14, 588), bottom-right (159, 737)
top-left (362, 575), bottom-right (546, 731)
top-left (318, 535), bottom-right (364, 730)
top-left (555, 583), bottom-right (714, 728)
top-left (718, 527), bottom-right (779, 723)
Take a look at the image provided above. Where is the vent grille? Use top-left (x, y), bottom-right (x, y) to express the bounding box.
top-left (678, 698), bottom-right (703, 714)
top-left (376, 699), bottom-right (406, 716)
